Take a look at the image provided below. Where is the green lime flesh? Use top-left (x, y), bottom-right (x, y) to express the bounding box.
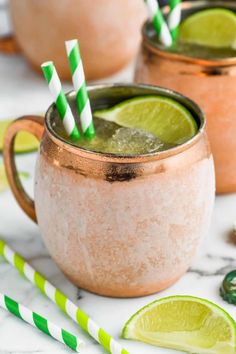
top-left (0, 119), bottom-right (40, 153)
top-left (179, 8), bottom-right (236, 48)
top-left (123, 295), bottom-right (236, 354)
top-left (93, 96), bottom-right (198, 145)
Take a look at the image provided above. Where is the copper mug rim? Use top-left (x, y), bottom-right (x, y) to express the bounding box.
top-left (45, 83), bottom-right (205, 164)
top-left (142, 0), bottom-right (236, 67)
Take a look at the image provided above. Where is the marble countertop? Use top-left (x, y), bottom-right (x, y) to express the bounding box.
top-left (1, 53), bottom-right (236, 354)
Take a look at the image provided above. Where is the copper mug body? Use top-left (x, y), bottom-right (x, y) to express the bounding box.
top-left (3, 84), bottom-right (215, 297)
top-left (135, 0), bottom-right (236, 194)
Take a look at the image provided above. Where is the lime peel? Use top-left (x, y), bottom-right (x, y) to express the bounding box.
top-left (0, 164), bottom-right (30, 193)
top-left (0, 119), bottom-right (40, 153)
top-left (94, 96), bottom-right (198, 145)
top-left (179, 8), bottom-right (236, 48)
top-left (122, 295), bottom-right (236, 354)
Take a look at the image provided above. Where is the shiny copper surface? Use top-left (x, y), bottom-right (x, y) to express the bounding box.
top-left (3, 84), bottom-right (215, 297)
top-left (135, 1), bottom-right (236, 193)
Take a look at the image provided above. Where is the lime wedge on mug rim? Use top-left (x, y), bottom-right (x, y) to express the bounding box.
top-left (179, 8), bottom-right (236, 48)
top-left (0, 119), bottom-right (40, 153)
top-left (122, 295), bottom-right (236, 354)
top-left (93, 96), bottom-right (198, 145)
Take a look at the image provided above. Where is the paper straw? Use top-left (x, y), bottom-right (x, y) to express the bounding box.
top-left (41, 61), bottom-right (81, 142)
top-left (168, 0), bottom-right (181, 40)
top-left (0, 240), bottom-right (129, 354)
top-left (65, 40), bottom-right (95, 139)
top-left (0, 292), bottom-right (82, 352)
top-left (144, 0), bottom-right (172, 47)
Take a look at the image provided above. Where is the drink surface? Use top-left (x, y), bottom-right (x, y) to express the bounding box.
top-left (69, 118), bottom-right (167, 155)
top-left (147, 7), bottom-right (236, 59)
top-left (52, 95), bottom-right (198, 155)
top-left (54, 113), bottom-right (173, 155)
top-left (168, 42), bottom-right (236, 60)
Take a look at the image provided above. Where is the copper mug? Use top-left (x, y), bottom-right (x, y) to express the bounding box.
top-left (135, 0), bottom-right (236, 194)
top-left (7, 0), bottom-right (146, 80)
top-left (3, 84), bottom-right (215, 298)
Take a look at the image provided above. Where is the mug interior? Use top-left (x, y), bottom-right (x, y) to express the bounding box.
top-left (143, 0), bottom-right (236, 62)
top-left (45, 83), bottom-right (205, 158)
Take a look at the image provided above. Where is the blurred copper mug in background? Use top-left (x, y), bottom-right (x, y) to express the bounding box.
top-left (135, 0), bottom-right (236, 194)
top-left (0, 0), bottom-right (18, 53)
top-left (9, 0), bottom-right (146, 80)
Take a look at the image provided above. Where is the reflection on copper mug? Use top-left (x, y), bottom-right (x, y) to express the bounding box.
top-left (3, 84), bottom-right (215, 297)
top-left (135, 0), bottom-right (236, 194)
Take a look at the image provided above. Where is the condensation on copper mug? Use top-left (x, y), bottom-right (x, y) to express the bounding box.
top-left (3, 84), bottom-right (215, 297)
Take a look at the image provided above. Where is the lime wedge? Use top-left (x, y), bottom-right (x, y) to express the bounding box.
top-left (0, 164), bottom-right (30, 193)
top-left (122, 295), bottom-right (236, 354)
top-left (94, 96), bottom-right (197, 145)
top-left (0, 119), bottom-right (40, 153)
top-left (0, 164), bottom-right (9, 193)
top-left (179, 8), bottom-right (236, 48)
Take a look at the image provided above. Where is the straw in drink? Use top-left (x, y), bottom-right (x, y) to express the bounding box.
top-left (66, 40), bottom-right (95, 139)
top-left (41, 61), bottom-right (81, 141)
top-left (168, 0), bottom-right (182, 40)
top-left (144, 0), bottom-right (172, 46)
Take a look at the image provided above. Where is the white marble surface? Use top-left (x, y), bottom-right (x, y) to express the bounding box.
top-left (1, 52), bottom-right (236, 354)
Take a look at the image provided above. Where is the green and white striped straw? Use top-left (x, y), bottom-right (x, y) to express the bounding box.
top-left (41, 61), bottom-right (81, 142)
top-left (144, 0), bottom-right (172, 47)
top-left (65, 40), bottom-right (95, 139)
top-left (0, 240), bottom-right (129, 354)
top-left (0, 293), bottom-right (83, 352)
top-left (168, 0), bottom-right (181, 40)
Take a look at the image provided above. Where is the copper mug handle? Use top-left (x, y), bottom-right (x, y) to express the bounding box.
top-left (3, 116), bottom-right (44, 223)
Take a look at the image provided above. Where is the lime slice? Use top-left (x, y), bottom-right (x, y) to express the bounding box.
top-left (122, 295), bottom-right (236, 354)
top-left (0, 119), bottom-right (40, 153)
top-left (0, 164), bottom-right (30, 193)
top-left (0, 164), bottom-right (9, 193)
top-left (179, 8), bottom-right (236, 48)
top-left (94, 96), bottom-right (197, 145)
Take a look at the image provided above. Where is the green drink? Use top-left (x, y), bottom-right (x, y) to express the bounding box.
top-left (53, 94), bottom-right (198, 155)
top-left (70, 117), bottom-right (167, 155)
top-left (146, 6), bottom-right (236, 59)
top-left (167, 42), bottom-right (236, 60)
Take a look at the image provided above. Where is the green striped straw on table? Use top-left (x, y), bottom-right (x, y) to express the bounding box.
top-left (144, 0), bottom-right (172, 46)
top-left (41, 61), bottom-right (81, 141)
top-left (65, 40), bottom-right (95, 139)
top-left (0, 240), bottom-right (129, 354)
top-left (168, 0), bottom-right (181, 40)
top-left (0, 293), bottom-right (82, 352)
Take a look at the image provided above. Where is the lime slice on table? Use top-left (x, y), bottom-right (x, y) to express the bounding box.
top-left (0, 164), bottom-right (30, 193)
top-left (0, 119), bottom-right (39, 153)
top-left (122, 295), bottom-right (236, 354)
top-left (93, 96), bottom-right (197, 145)
top-left (0, 164), bottom-right (9, 192)
top-left (179, 8), bottom-right (236, 48)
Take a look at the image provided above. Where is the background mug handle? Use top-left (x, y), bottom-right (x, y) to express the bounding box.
top-left (3, 116), bottom-right (44, 223)
top-left (0, 1), bottom-right (19, 54)
top-left (0, 35), bottom-right (19, 54)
